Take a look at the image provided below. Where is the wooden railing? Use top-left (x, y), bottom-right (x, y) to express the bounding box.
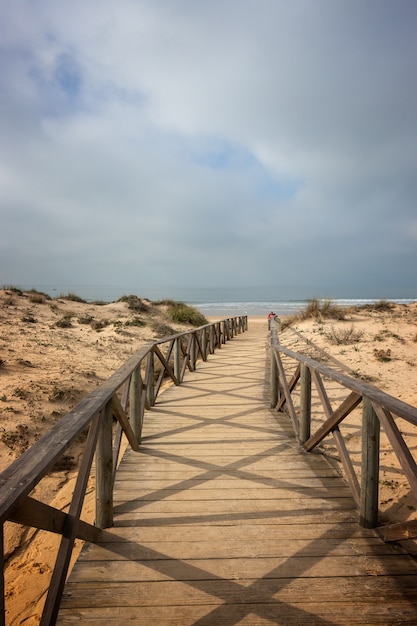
top-left (0, 315), bottom-right (247, 626)
top-left (269, 318), bottom-right (417, 539)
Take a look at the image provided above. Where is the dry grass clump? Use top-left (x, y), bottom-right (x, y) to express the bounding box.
top-left (28, 289), bottom-right (50, 304)
top-left (21, 313), bottom-right (37, 324)
top-left (151, 321), bottom-right (176, 338)
top-left (60, 292), bottom-right (87, 303)
top-left (358, 300), bottom-right (395, 312)
top-left (125, 316), bottom-right (146, 327)
top-left (55, 315), bottom-right (73, 328)
top-left (118, 294), bottom-right (150, 313)
top-left (374, 348), bottom-right (392, 362)
top-left (90, 319), bottom-right (110, 331)
top-left (2, 285), bottom-right (23, 296)
top-left (281, 299), bottom-right (346, 328)
top-left (77, 315), bottom-right (94, 325)
top-left (325, 325), bottom-right (364, 345)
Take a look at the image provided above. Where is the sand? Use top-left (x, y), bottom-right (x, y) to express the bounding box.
top-left (0, 291), bottom-right (416, 623)
top-left (0, 289), bottom-right (194, 624)
top-left (276, 303), bottom-right (417, 532)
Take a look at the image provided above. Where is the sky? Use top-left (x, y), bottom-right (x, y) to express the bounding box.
top-left (1, 0), bottom-right (416, 299)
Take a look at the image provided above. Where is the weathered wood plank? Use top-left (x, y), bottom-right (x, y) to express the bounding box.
top-left (89, 522), bottom-right (377, 542)
top-left (63, 553), bottom-right (417, 584)
top-left (112, 486), bottom-right (353, 501)
top-left (61, 575), bottom-right (417, 605)
top-left (56, 603), bottom-right (417, 626)
top-left (74, 537), bottom-right (402, 562)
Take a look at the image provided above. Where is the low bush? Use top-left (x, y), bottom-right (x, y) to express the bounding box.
top-left (91, 319), bottom-right (109, 331)
top-left (28, 289), bottom-right (51, 303)
top-left (3, 285), bottom-right (23, 295)
top-left (118, 294), bottom-right (150, 313)
top-left (56, 315), bottom-right (73, 328)
top-left (125, 316), bottom-right (146, 327)
top-left (151, 321), bottom-right (176, 337)
top-left (61, 292), bottom-right (87, 303)
top-left (168, 303), bottom-right (208, 326)
top-left (359, 300), bottom-right (395, 312)
top-left (77, 315), bottom-right (94, 324)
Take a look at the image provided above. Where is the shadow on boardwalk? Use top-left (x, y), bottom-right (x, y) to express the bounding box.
top-left (58, 325), bottom-right (417, 625)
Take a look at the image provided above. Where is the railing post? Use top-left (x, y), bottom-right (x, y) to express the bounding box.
top-left (174, 337), bottom-right (181, 381)
top-left (146, 351), bottom-right (155, 407)
top-left (360, 397), bottom-right (380, 528)
top-left (211, 325), bottom-right (216, 352)
top-left (270, 348), bottom-right (279, 409)
top-left (129, 366), bottom-right (142, 444)
top-left (299, 364), bottom-right (311, 444)
top-left (201, 328), bottom-right (208, 361)
top-left (95, 400), bottom-right (114, 529)
top-left (190, 333), bottom-right (196, 371)
top-left (215, 323), bottom-right (221, 349)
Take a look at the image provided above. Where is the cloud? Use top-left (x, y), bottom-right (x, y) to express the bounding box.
top-left (0, 0), bottom-right (416, 296)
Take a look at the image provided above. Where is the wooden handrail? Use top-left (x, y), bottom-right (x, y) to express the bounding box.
top-left (0, 315), bottom-right (247, 626)
top-left (269, 318), bottom-right (417, 537)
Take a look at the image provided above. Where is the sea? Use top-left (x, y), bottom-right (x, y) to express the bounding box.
top-left (15, 284), bottom-right (417, 318)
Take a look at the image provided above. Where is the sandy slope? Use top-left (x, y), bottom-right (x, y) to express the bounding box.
top-left (0, 288), bottom-right (193, 624)
top-left (277, 303), bottom-right (417, 532)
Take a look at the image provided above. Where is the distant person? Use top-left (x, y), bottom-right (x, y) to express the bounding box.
top-left (267, 311), bottom-right (275, 329)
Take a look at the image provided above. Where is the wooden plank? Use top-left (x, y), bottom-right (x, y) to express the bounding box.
top-left (8, 496), bottom-right (100, 542)
top-left (304, 388), bottom-right (362, 451)
top-left (112, 497), bottom-right (356, 515)
top-left (56, 603), bottom-right (417, 626)
top-left (110, 509), bottom-right (361, 526)
top-left (91, 522), bottom-right (377, 542)
top-left (63, 554), bottom-right (417, 583)
top-left (75, 537), bottom-right (400, 562)
top-left (109, 477), bottom-right (345, 488)
top-left (372, 403), bottom-right (417, 497)
top-left (61, 575), bottom-right (417, 605)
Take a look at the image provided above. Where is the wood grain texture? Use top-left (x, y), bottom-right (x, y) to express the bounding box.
top-left (58, 324), bottom-right (417, 625)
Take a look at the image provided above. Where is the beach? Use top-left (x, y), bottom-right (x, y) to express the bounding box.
top-left (0, 289), bottom-right (416, 623)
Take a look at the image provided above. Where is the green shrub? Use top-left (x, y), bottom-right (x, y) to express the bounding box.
top-left (77, 315), bottom-right (94, 324)
top-left (151, 321), bottom-right (176, 337)
top-left (56, 315), bottom-right (73, 328)
top-left (168, 303), bottom-right (208, 326)
top-left (118, 294), bottom-right (149, 312)
top-left (125, 316), bottom-right (146, 327)
top-left (3, 285), bottom-right (23, 295)
top-left (154, 298), bottom-right (177, 307)
top-left (91, 319), bottom-right (109, 331)
top-left (61, 292), bottom-right (87, 303)
top-left (28, 289), bottom-right (51, 303)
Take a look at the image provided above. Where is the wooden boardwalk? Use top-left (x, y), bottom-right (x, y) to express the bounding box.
top-left (58, 325), bottom-right (417, 625)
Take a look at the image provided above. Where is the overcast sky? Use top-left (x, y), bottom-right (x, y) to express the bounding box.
top-left (1, 1), bottom-right (416, 298)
